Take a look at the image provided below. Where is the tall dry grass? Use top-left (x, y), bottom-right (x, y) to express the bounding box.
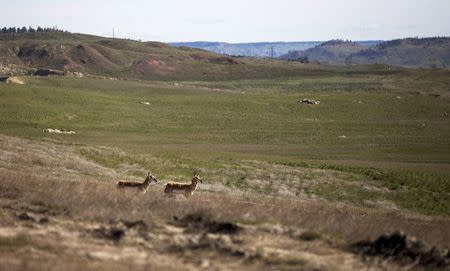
top-left (1, 168), bottom-right (449, 248)
top-left (0, 134), bottom-right (448, 249)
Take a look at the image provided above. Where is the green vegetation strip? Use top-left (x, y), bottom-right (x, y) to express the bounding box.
top-left (278, 161), bottom-right (450, 216)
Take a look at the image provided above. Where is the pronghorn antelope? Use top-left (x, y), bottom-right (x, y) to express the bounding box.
top-left (164, 174), bottom-right (203, 198)
top-left (117, 172), bottom-right (158, 194)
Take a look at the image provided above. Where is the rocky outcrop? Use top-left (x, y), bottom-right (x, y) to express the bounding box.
top-left (0, 76), bottom-right (24, 84)
top-left (33, 69), bottom-right (65, 76)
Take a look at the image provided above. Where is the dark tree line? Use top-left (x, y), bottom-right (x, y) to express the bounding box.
top-left (0, 26), bottom-right (69, 34)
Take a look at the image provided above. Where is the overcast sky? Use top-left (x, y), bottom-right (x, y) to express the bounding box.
top-left (3, 0), bottom-right (450, 42)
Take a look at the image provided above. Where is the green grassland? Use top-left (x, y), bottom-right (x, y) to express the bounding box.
top-left (1, 67), bottom-right (449, 216)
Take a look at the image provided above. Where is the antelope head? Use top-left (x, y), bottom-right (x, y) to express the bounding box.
top-left (192, 174), bottom-right (203, 184)
top-left (145, 172), bottom-right (158, 183)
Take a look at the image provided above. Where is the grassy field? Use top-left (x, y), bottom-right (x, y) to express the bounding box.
top-left (0, 68), bottom-right (449, 217)
top-left (1, 64), bottom-right (450, 270)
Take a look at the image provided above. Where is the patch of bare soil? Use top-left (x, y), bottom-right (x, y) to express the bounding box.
top-left (208, 56), bottom-right (240, 65)
top-left (3, 197), bottom-right (441, 271)
top-left (131, 58), bottom-right (176, 76)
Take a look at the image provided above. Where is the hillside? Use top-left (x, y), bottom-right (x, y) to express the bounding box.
top-left (350, 37), bottom-right (450, 68)
top-left (0, 32), bottom-right (238, 80)
top-left (170, 40), bottom-right (382, 57)
top-left (280, 40), bottom-right (368, 63)
top-left (2, 32), bottom-right (322, 80)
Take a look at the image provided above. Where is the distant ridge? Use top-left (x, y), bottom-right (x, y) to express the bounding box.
top-left (280, 39), bottom-right (368, 63)
top-left (170, 40), bottom-right (382, 57)
top-left (350, 37), bottom-right (450, 68)
top-left (280, 37), bottom-right (450, 68)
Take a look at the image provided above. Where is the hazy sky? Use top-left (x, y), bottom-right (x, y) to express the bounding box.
top-left (3, 0), bottom-right (450, 42)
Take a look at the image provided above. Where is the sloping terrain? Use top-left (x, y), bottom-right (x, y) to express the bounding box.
top-left (280, 40), bottom-right (368, 63)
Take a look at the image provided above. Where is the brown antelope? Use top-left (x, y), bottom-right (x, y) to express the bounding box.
top-left (117, 172), bottom-right (158, 194)
top-left (164, 174), bottom-right (203, 198)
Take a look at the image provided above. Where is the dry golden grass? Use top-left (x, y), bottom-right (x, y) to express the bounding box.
top-left (1, 168), bottom-right (449, 247)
